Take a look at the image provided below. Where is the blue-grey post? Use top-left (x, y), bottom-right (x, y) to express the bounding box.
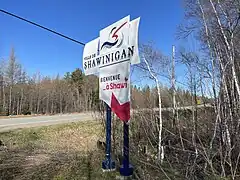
top-left (102, 103), bottom-right (115, 171)
top-left (120, 121), bottom-right (133, 176)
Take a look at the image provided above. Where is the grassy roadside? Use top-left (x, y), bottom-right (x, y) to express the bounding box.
top-left (0, 121), bottom-right (118, 180)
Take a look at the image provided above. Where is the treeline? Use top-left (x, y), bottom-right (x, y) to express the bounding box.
top-left (0, 49), bottom-right (207, 116)
top-left (0, 49), bottom-right (99, 115)
top-left (132, 85), bottom-right (211, 109)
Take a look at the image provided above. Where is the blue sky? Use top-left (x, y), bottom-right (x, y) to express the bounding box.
top-left (0, 0), bottom-right (184, 79)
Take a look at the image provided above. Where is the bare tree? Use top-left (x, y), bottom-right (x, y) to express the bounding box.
top-left (137, 44), bottom-right (171, 162)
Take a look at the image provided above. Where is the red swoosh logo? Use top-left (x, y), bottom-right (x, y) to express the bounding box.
top-left (111, 93), bottom-right (130, 122)
top-left (112, 21), bottom-right (127, 40)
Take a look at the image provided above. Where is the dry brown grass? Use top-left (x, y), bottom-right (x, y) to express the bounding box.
top-left (39, 121), bottom-right (102, 153)
top-left (0, 121), bottom-right (118, 180)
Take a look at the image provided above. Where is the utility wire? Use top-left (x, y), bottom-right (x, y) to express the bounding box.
top-left (0, 9), bottom-right (85, 46)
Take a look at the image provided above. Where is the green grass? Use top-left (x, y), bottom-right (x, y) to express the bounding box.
top-left (0, 121), bottom-right (119, 180)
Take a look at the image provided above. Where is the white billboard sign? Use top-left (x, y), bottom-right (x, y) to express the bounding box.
top-left (83, 15), bottom-right (140, 122)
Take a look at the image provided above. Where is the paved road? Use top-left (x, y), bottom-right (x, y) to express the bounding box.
top-left (0, 104), bottom-right (213, 132)
top-left (132, 103), bottom-right (213, 113)
top-left (0, 113), bottom-right (94, 132)
top-left (154, 103), bottom-right (213, 111)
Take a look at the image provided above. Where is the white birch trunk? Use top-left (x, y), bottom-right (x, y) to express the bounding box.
top-left (209, 0), bottom-right (240, 100)
top-left (143, 56), bottom-right (164, 163)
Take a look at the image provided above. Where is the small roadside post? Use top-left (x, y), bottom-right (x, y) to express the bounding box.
top-left (102, 104), bottom-right (115, 171)
top-left (82, 15), bottom-right (140, 177)
top-left (120, 121), bottom-right (133, 176)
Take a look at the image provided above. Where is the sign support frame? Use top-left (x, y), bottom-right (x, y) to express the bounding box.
top-left (83, 15), bottom-right (140, 177)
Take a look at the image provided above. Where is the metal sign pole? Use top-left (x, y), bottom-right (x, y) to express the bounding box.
top-left (102, 103), bottom-right (115, 171)
top-left (120, 121), bottom-right (133, 176)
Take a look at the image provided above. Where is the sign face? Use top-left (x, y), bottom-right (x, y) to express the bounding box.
top-left (99, 61), bottom-right (130, 121)
top-left (83, 16), bottom-right (140, 75)
top-left (83, 15), bottom-right (140, 122)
